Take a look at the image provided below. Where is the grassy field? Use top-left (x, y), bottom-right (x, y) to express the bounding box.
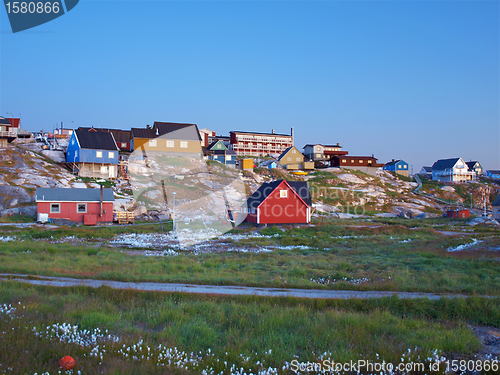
top-left (1, 281), bottom-right (499, 375)
top-left (0, 218), bottom-right (499, 296)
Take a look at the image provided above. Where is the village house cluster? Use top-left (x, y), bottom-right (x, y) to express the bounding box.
top-left (1, 115), bottom-right (499, 225)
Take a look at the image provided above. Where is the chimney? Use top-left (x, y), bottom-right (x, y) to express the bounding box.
top-left (146, 124), bottom-right (151, 129)
top-left (392, 159), bottom-right (395, 162)
top-left (272, 129), bottom-right (275, 134)
top-left (291, 127), bottom-right (294, 138)
top-left (155, 128), bottom-right (159, 136)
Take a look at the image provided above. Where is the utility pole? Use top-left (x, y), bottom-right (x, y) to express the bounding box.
top-left (172, 191), bottom-right (177, 233)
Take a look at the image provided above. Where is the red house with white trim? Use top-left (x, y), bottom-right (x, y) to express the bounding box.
top-left (245, 180), bottom-right (312, 224)
top-left (36, 187), bottom-right (115, 225)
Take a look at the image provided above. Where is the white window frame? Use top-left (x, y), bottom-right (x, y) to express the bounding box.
top-left (96, 151), bottom-right (103, 158)
top-left (166, 140), bottom-right (175, 148)
top-left (50, 203), bottom-right (61, 213)
top-left (180, 141), bottom-right (188, 148)
top-left (77, 203), bottom-right (87, 213)
top-left (121, 142), bottom-right (127, 148)
top-left (149, 139), bottom-right (157, 147)
top-left (280, 190), bottom-right (288, 198)
top-left (108, 151), bottom-right (115, 159)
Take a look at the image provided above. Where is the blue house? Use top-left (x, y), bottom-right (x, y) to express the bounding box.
top-left (66, 128), bottom-right (119, 179)
top-left (383, 159), bottom-right (409, 177)
top-left (205, 140), bottom-right (237, 168)
top-left (486, 170), bottom-right (500, 179)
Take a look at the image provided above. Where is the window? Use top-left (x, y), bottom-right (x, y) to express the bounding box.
top-left (166, 140), bottom-right (174, 148)
top-left (287, 157), bottom-right (291, 161)
top-left (71, 139), bottom-right (75, 145)
top-left (108, 152), bottom-right (115, 158)
top-left (342, 159), bottom-right (347, 163)
top-left (296, 157), bottom-right (301, 161)
top-left (403, 165), bottom-right (407, 169)
top-left (121, 142), bottom-right (127, 148)
top-left (292, 149), bottom-right (296, 154)
top-left (75, 150), bottom-right (78, 157)
top-left (50, 203), bottom-right (60, 213)
top-left (225, 155), bottom-right (232, 161)
top-left (96, 151), bottom-right (102, 158)
top-left (351, 160), bottom-right (354, 163)
top-left (101, 165), bottom-right (108, 174)
top-left (398, 165), bottom-right (402, 169)
top-left (359, 160), bottom-right (363, 163)
top-left (180, 141), bottom-right (188, 148)
top-left (77, 203), bottom-right (87, 213)
top-left (280, 190), bottom-right (288, 198)
top-left (149, 139), bottom-right (157, 147)
top-left (316, 147), bottom-right (321, 151)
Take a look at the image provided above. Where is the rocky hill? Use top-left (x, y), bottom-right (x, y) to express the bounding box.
top-left (0, 141), bottom-right (498, 221)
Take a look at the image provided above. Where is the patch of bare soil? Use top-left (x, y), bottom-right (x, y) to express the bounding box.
top-left (471, 325), bottom-right (500, 358)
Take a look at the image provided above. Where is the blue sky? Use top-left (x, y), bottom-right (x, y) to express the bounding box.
top-left (1, 0), bottom-right (498, 171)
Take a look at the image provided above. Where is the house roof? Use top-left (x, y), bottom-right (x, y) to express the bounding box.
top-left (231, 130), bottom-right (292, 137)
top-left (385, 159), bottom-right (407, 167)
top-left (488, 170), bottom-right (500, 174)
top-left (277, 146), bottom-right (294, 161)
top-left (79, 127), bottom-right (131, 143)
top-left (153, 122), bottom-right (202, 141)
top-left (6, 118), bottom-right (20, 127)
top-left (492, 194), bottom-right (500, 207)
top-left (332, 155), bottom-right (377, 161)
top-left (421, 166), bottom-right (432, 172)
top-left (74, 129), bottom-right (118, 151)
top-left (431, 158), bottom-right (461, 170)
top-left (247, 180), bottom-right (311, 209)
top-left (36, 188), bottom-right (115, 202)
top-left (466, 161), bottom-right (481, 170)
top-left (131, 127), bottom-right (157, 139)
top-left (0, 116), bottom-right (11, 125)
top-left (206, 140), bottom-right (228, 151)
top-left (212, 149), bottom-right (236, 156)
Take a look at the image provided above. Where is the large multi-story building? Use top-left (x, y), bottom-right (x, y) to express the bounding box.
top-left (229, 129), bottom-right (294, 156)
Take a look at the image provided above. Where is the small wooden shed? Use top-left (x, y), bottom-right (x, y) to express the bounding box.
top-left (245, 180), bottom-right (312, 224)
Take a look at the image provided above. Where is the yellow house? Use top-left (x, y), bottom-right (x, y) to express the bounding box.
top-left (278, 146), bottom-right (304, 170)
top-left (131, 122), bottom-right (203, 156)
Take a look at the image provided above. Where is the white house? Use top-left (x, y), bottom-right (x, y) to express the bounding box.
top-left (431, 157), bottom-right (475, 182)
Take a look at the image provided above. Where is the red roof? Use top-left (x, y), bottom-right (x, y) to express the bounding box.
top-left (6, 118), bottom-right (20, 128)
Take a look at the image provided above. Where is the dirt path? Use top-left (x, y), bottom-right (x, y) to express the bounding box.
top-left (0, 273), bottom-right (469, 300)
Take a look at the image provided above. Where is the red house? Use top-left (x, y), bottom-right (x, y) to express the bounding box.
top-left (246, 180), bottom-right (312, 224)
top-left (36, 187), bottom-right (115, 225)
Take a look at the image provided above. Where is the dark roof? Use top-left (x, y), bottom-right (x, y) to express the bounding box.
top-left (74, 129), bottom-right (118, 151)
top-left (488, 170), bottom-right (500, 174)
top-left (277, 147), bottom-right (294, 161)
top-left (212, 149), bottom-right (236, 156)
top-left (153, 122), bottom-right (202, 141)
top-left (131, 127), bottom-right (157, 139)
top-left (431, 158), bottom-right (461, 170)
top-left (0, 116), bottom-right (11, 125)
top-left (493, 194), bottom-right (500, 206)
top-left (466, 161), bottom-right (480, 170)
top-left (332, 155), bottom-right (377, 161)
top-left (421, 166), bottom-right (432, 172)
top-left (385, 159), bottom-right (407, 167)
top-left (231, 130), bottom-right (292, 137)
top-left (247, 180), bottom-right (311, 209)
top-left (303, 143), bottom-right (342, 148)
top-left (36, 188), bottom-right (115, 202)
top-left (79, 128), bottom-right (131, 143)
